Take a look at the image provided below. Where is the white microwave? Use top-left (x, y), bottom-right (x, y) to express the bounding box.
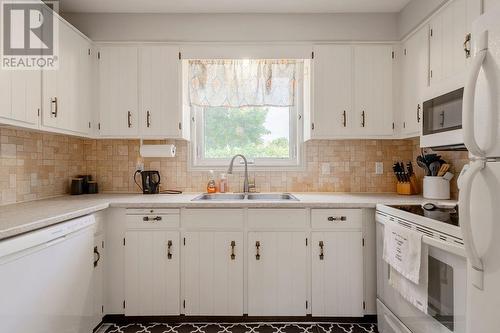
top-left (420, 88), bottom-right (466, 150)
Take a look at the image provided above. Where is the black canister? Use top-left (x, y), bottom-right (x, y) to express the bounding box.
top-left (70, 178), bottom-right (84, 195)
top-left (87, 181), bottom-right (98, 194)
top-left (78, 175), bottom-right (92, 193)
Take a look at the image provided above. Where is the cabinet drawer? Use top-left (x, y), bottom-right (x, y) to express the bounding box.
top-left (247, 209), bottom-right (307, 229)
top-left (183, 209), bottom-right (244, 229)
top-left (126, 211), bottom-right (180, 229)
top-left (311, 209), bottom-right (362, 230)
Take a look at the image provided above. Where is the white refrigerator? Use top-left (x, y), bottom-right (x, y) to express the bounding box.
top-left (458, 3), bottom-right (500, 333)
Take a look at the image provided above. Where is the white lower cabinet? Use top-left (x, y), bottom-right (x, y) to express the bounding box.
top-left (247, 231), bottom-right (308, 316)
top-left (124, 230), bottom-right (180, 315)
top-left (311, 231), bottom-right (364, 316)
top-left (92, 233), bottom-right (105, 327)
top-left (183, 231), bottom-right (244, 315)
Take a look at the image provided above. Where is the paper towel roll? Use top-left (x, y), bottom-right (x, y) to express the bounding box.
top-left (139, 144), bottom-right (176, 158)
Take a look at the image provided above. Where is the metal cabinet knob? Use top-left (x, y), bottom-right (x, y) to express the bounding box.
top-left (319, 241), bottom-right (324, 260)
top-left (327, 216), bottom-right (347, 222)
top-left (230, 241), bottom-right (236, 260)
top-left (167, 240), bottom-right (172, 259)
top-left (255, 241), bottom-right (261, 260)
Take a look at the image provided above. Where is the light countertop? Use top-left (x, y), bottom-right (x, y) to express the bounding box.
top-left (0, 193), bottom-right (456, 240)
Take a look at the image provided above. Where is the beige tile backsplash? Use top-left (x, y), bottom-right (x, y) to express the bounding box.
top-left (0, 126), bottom-right (469, 205)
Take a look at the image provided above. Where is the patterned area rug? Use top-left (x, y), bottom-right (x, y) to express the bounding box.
top-left (101, 322), bottom-right (378, 333)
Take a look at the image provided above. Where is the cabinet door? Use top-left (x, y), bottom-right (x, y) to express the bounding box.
top-left (311, 231), bottom-right (364, 317)
top-left (75, 38), bottom-right (93, 135)
top-left (429, 0), bottom-right (467, 86)
top-left (11, 71), bottom-right (41, 127)
top-left (98, 46), bottom-right (138, 136)
top-left (247, 231), bottom-right (308, 316)
top-left (92, 234), bottom-right (105, 327)
top-left (402, 27), bottom-right (429, 136)
top-left (0, 70), bottom-right (12, 121)
top-left (42, 21), bottom-right (79, 132)
top-left (140, 46), bottom-right (181, 138)
top-left (183, 231), bottom-right (244, 316)
top-left (311, 45), bottom-right (353, 138)
top-left (353, 45), bottom-right (394, 136)
top-left (124, 230), bottom-right (180, 315)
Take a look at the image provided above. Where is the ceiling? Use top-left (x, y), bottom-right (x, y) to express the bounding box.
top-left (60, 0), bottom-right (412, 14)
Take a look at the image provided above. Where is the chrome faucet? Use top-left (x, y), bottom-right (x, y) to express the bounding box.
top-left (227, 154), bottom-right (250, 193)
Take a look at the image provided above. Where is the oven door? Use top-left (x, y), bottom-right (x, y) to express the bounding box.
top-left (376, 219), bottom-right (467, 333)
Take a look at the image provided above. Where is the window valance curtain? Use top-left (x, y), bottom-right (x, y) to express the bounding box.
top-left (188, 59), bottom-right (297, 108)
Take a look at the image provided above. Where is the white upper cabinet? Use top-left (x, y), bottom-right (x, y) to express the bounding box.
top-left (139, 46), bottom-right (186, 139)
top-left (42, 21), bottom-right (92, 135)
top-left (400, 27), bottom-right (429, 137)
top-left (0, 69), bottom-right (40, 129)
top-left (428, 0), bottom-right (467, 88)
top-left (311, 45), bottom-right (353, 138)
top-left (353, 45), bottom-right (394, 137)
top-left (98, 46), bottom-right (139, 137)
top-left (309, 44), bottom-right (393, 139)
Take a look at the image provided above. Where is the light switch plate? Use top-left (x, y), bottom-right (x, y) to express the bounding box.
top-left (321, 163), bottom-right (331, 175)
top-left (375, 162), bottom-right (384, 175)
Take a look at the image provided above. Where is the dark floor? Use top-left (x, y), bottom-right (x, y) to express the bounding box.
top-left (102, 322), bottom-right (378, 333)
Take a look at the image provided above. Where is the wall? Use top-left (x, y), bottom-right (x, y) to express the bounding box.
top-left (0, 126), bottom-right (88, 205)
top-left (62, 13), bottom-right (399, 42)
top-left (84, 139), bottom-right (415, 194)
top-left (397, 0), bottom-right (447, 39)
top-left (411, 138), bottom-right (469, 199)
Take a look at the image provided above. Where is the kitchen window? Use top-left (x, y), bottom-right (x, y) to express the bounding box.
top-left (186, 59), bottom-right (308, 169)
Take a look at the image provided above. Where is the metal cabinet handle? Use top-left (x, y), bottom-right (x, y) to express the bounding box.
top-left (146, 110), bottom-right (151, 128)
top-left (464, 33), bottom-right (472, 59)
top-left (255, 241), bottom-right (261, 260)
top-left (319, 241), bottom-right (324, 260)
top-left (127, 111), bottom-right (132, 128)
top-left (440, 111), bottom-right (445, 128)
top-left (143, 216), bottom-right (162, 222)
top-left (342, 110), bottom-right (347, 127)
top-left (230, 241), bottom-right (236, 260)
top-left (327, 216), bottom-right (347, 222)
top-left (361, 111), bottom-right (366, 128)
top-left (51, 97), bottom-right (58, 117)
top-left (417, 104), bottom-right (421, 123)
top-left (93, 246), bottom-right (100, 267)
top-left (167, 240), bottom-right (172, 259)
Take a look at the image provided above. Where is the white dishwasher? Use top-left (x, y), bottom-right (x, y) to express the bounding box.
top-left (0, 215), bottom-right (96, 333)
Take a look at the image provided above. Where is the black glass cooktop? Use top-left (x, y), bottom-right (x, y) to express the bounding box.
top-left (388, 204), bottom-right (459, 227)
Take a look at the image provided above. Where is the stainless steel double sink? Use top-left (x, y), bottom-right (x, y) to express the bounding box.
top-left (192, 193), bottom-right (299, 201)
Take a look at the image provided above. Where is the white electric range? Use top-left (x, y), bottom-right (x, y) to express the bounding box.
top-left (375, 204), bottom-right (466, 333)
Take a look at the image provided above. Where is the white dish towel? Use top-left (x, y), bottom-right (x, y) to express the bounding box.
top-left (383, 221), bottom-right (423, 283)
top-left (383, 221), bottom-right (428, 313)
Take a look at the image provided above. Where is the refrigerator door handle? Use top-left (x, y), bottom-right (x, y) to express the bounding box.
top-left (463, 31), bottom-right (488, 158)
top-left (458, 159), bottom-right (486, 289)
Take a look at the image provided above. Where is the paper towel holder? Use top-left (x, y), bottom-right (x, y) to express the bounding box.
top-left (139, 139), bottom-right (176, 158)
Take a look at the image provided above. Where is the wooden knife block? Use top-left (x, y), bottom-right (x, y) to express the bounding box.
top-left (396, 175), bottom-right (419, 195)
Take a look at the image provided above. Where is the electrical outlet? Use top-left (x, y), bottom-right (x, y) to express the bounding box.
top-left (375, 162), bottom-right (384, 175)
top-left (321, 163), bottom-right (331, 175)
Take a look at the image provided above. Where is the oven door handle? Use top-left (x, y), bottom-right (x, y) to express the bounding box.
top-left (463, 31), bottom-right (487, 158)
top-left (384, 313), bottom-right (412, 333)
top-left (458, 159), bottom-right (486, 290)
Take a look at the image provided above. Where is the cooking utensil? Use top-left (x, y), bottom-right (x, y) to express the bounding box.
top-left (417, 156), bottom-right (431, 176)
top-left (437, 164), bottom-right (450, 177)
top-left (443, 172), bottom-right (454, 181)
top-left (429, 161), bottom-right (441, 176)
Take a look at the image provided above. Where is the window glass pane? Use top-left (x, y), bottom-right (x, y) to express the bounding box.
top-left (203, 106), bottom-right (290, 159)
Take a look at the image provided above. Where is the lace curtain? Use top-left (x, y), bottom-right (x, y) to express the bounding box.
top-left (188, 59), bottom-right (297, 108)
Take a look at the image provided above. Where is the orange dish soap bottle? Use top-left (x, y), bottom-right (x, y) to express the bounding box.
top-left (207, 170), bottom-right (217, 193)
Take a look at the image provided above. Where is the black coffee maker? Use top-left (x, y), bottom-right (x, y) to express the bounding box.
top-left (134, 170), bottom-right (161, 194)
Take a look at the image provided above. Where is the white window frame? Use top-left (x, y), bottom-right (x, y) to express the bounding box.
top-left (187, 60), bottom-right (307, 171)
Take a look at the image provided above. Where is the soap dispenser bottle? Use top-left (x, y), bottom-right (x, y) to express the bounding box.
top-left (207, 170), bottom-right (217, 193)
